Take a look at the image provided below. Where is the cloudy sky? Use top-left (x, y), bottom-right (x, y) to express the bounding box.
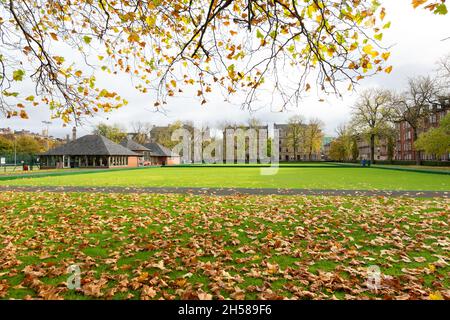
top-left (1, 1), bottom-right (449, 138)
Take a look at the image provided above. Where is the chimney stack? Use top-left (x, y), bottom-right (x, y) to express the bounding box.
top-left (72, 127), bottom-right (77, 141)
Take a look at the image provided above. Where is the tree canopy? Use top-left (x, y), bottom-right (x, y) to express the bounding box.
top-left (0, 1), bottom-right (447, 123)
top-left (350, 88), bottom-right (392, 161)
top-left (92, 123), bottom-right (127, 143)
top-left (415, 112), bottom-right (450, 157)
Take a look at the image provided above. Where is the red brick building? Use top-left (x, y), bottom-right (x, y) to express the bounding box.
top-left (395, 101), bottom-right (449, 161)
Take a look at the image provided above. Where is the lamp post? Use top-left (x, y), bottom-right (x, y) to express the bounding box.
top-left (14, 136), bottom-right (17, 166)
top-left (42, 121), bottom-right (52, 151)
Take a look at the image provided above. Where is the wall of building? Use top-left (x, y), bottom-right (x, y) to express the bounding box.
top-left (167, 157), bottom-right (180, 165)
top-left (395, 104), bottom-right (449, 161)
top-left (127, 156), bottom-right (139, 167)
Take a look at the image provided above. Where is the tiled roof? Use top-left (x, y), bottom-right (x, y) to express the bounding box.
top-left (119, 137), bottom-right (150, 152)
top-left (41, 135), bottom-right (139, 156)
top-left (143, 142), bottom-right (179, 157)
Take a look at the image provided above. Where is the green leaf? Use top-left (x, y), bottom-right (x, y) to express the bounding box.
top-left (83, 36), bottom-right (92, 44)
top-left (256, 29), bottom-right (264, 39)
top-left (13, 69), bottom-right (25, 81)
top-left (374, 33), bottom-right (383, 41)
top-left (434, 4), bottom-right (448, 15)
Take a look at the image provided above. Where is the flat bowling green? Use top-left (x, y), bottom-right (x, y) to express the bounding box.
top-left (0, 166), bottom-right (449, 190)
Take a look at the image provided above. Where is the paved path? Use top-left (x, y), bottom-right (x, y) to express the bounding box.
top-left (0, 186), bottom-right (447, 198)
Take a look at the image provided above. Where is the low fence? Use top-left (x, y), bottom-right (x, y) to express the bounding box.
top-left (0, 153), bottom-right (39, 166)
top-left (331, 160), bottom-right (450, 167)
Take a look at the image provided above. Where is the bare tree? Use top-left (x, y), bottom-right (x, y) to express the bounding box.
top-left (247, 117), bottom-right (262, 128)
top-left (391, 76), bottom-right (440, 164)
top-left (351, 89), bottom-right (393, 163)
top-left (130, 121), bottom-right (154, 144)
top-left (287, 115), bottom-right (305, 160)
top-left (437, 54), bottom-right (450, 94)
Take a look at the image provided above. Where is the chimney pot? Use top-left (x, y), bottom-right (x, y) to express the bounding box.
top-left (72, 127), bottom-right (77, 141)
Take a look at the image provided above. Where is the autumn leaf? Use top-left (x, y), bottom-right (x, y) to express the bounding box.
top-left (83, 36), bottom-right (92, 44)
top-left (12, 69), bottom-right (25, 81)
top-left (412, 0), bottom-right (428, 9)
top-left (429, 291), bottom-right (444, 300)
top-left (49, 32), bottom-right (58, 41)
top-left (19, 110), bottom-right (28, 119)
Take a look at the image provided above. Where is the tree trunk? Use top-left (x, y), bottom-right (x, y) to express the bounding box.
top-left (370, 134), bottom-right (375, 163)
top-left (413, 129), bottom-right (421, 165)
top-left (293, 139), bottom-right (297, 161)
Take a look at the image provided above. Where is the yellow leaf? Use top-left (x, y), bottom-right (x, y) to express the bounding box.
top-left (380, 8), bottom-right (386, 20)
top-left (362, 44), bottom-right (379, 58)
top-left (145, 16), bottom-right (156, 26)
top-left (382, 52), bottom-right (391, 60)
top-left (128, 33), bottom-right (140, 43)
top-left (429, 291), bottom-right (443, 300)
top-left (384, 66), bottom-right (393, 74)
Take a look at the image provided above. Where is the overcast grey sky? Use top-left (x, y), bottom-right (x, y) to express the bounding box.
top-left (1, 1), bottom-right (449, 138)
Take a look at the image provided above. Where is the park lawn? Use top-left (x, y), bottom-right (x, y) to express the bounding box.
top-left (0, 166), bottom-right (449, 190)
top-left (0, 192), bottom-right (448, 300)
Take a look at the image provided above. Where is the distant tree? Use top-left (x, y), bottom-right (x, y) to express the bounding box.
top-left (286, 115), bottom-right (305, 160)
top-left (391, 76), bottom-right (440, 164)
top-left (266, 137), bottom-right (273, 160)
top-left (351, 88), bottom-right (393, 162)
top-left (351, 137), bottom-right (359, 161)
top-left (329, 124), bottom-right (353, 161)
top-left (153, 121), bottom-right (184, 150)
top-left (436, 54), bottom-right (450, 97)
top-left (304, 118), bottom-right (324, 160)
top-left (415, 113), bottom-right (450, 157)
top-left (16, 135), bottom-right (43, 155)
top-left (0, 136), bottom-right (13, 154)
top-left (438, 54), bottom-right (450, 81)
top-left (93, 123), bottom-right (127, 143)
top-left (379, 124), bottom-right (397, 162)
top-left (130, 121), bottom-right (153, 144)
top-left (329, 140), bottom-right (347, 162)
top-left (247, 117), bottom-right (262, 128)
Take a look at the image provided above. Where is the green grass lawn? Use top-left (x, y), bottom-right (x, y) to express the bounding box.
top-left (0, 166), bottom-right (449, 190)
top-left (0, 192), bottom-right (448, 300)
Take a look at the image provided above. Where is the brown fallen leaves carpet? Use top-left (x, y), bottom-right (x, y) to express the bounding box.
top-left (0, 192), bottom-right (448, 300)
